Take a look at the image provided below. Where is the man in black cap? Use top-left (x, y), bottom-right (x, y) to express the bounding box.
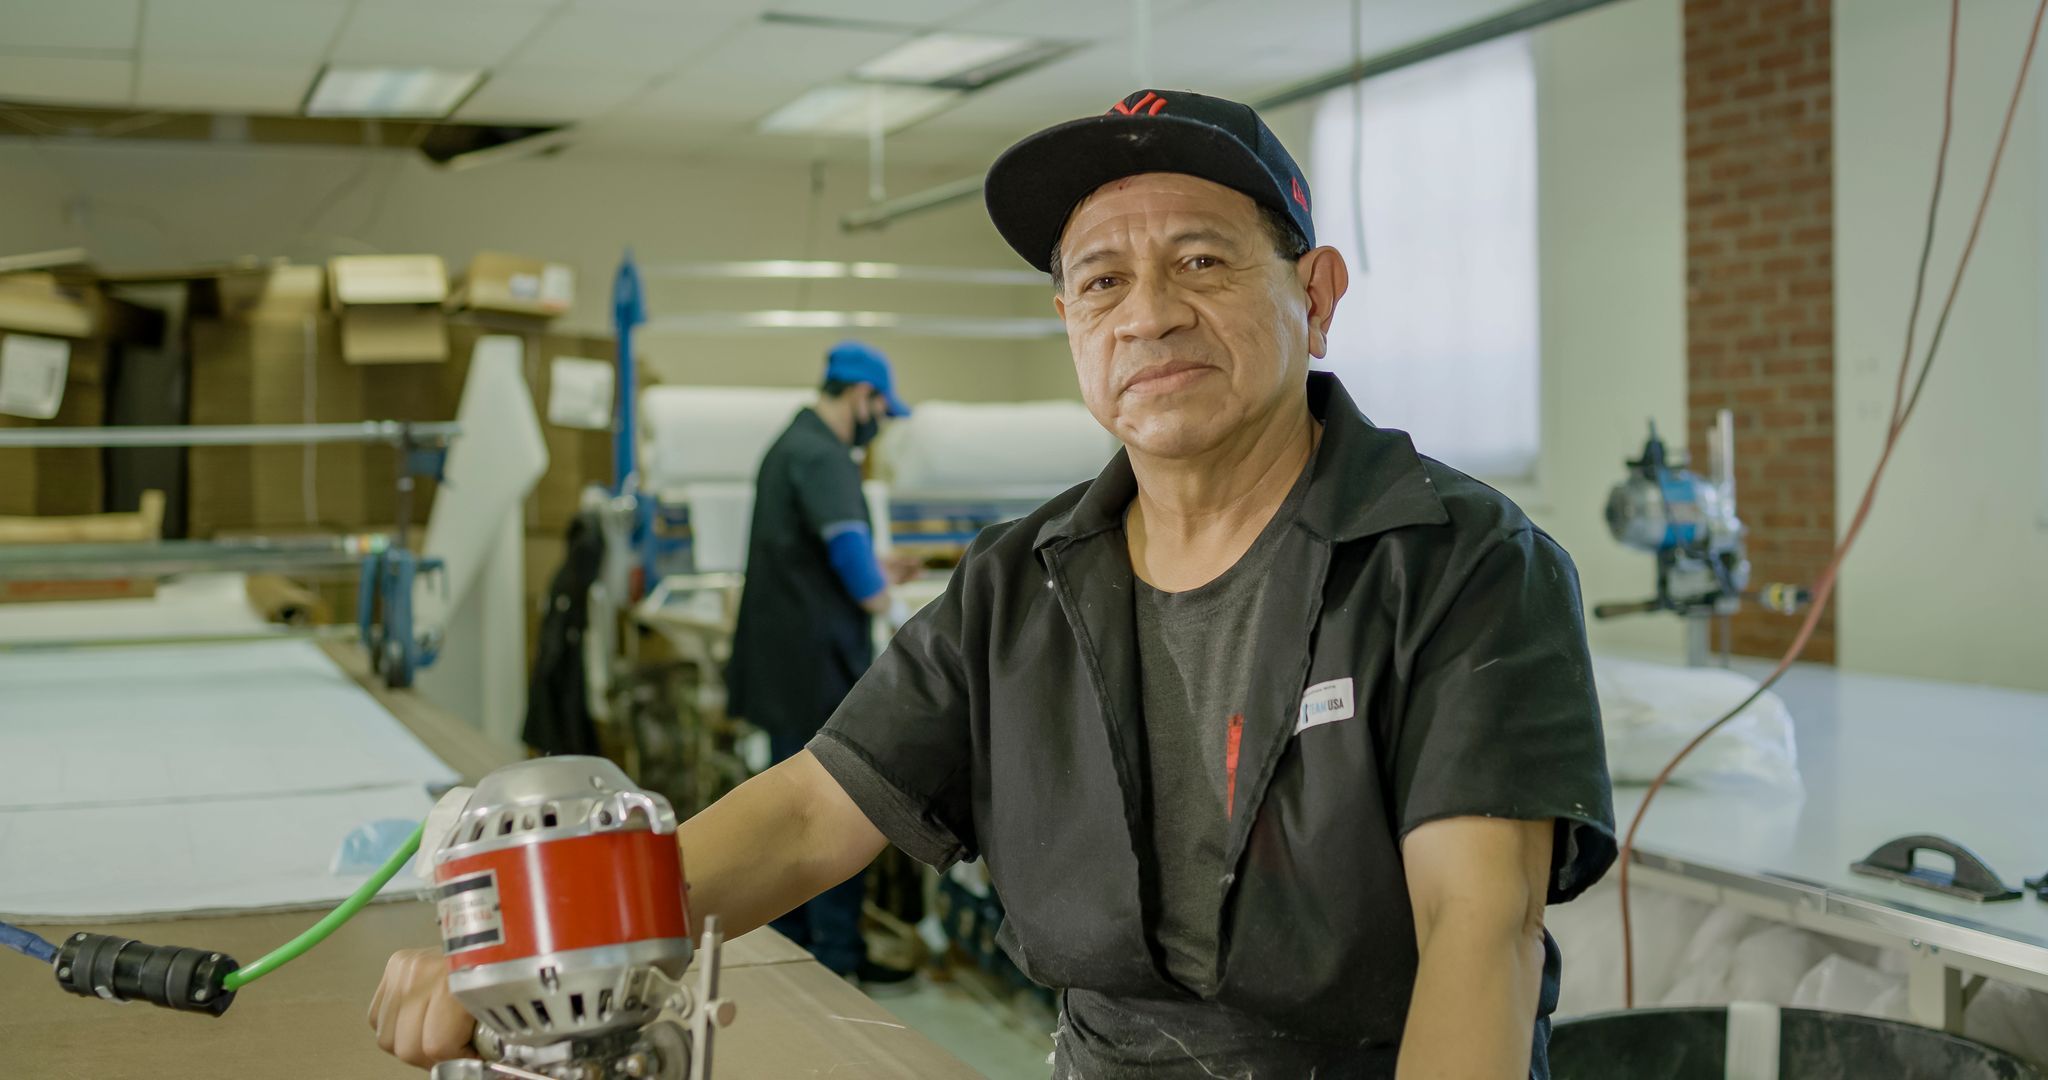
top-left (373, 90), bottom-right (1615, 1079)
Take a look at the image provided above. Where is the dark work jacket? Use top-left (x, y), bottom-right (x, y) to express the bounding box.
top-left (815, 372), bottom-right (1616, 1073)
top-left (522, 512), bottom-right (605, 757)
top-left (726, 408), bottom-right (875, 740)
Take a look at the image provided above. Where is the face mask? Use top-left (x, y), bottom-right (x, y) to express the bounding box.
top-left (852, 415), bottom-right (880, 448)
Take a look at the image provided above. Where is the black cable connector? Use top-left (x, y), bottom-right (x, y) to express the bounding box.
top-left (51, 933), bottom-right (239, 1017)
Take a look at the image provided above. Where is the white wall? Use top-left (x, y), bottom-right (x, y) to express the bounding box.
top-left (1835, 0), bottom-right (2048, 692)
top-left (1528, 0), bottom-right (1689, 661)
top-left (0, 139), bottom-right (1054, 403)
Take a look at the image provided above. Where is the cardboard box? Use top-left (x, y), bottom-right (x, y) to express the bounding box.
top-left (0, 272), bottom-right (98, 337)
top-left (207, 264), bottom-right (327, 321)
top-left (329, 255), bottom-right (448, 365)
top-left (0, 334), bottom-right (108, 518)
top-left (452, 251), bottom-right (575, 320)
top-left (186, 318), bottom-right (373, 536)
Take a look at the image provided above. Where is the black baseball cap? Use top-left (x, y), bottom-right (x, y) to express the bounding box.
top-left (984, 89), bottom-right (1316, 274)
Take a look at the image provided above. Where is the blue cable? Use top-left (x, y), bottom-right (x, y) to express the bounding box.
top-left (0, 919), bottom-right (56, 965)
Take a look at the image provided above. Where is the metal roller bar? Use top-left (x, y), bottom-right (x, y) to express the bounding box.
top-left (643, 311), bottom-right (1066, 339)
top-left (0, 536), bottom-right (390, 582)
top-left (0, 421), bottom-right (461, 450)
top-left (641, 259), bottom-right (1046, 287)
top-left (0, 625), bottom-right (360, 654)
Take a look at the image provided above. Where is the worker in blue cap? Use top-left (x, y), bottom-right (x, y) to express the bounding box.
top-left (722, 340), bottom-right (920, 985)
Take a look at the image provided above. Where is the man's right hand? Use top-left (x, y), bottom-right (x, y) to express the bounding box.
top-left (369, 947), bottom-right (477, 1068)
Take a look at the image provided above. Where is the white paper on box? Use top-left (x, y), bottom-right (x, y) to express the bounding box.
top-left (540, 263), bottom-right (575, 310)
top-left (508, 272), bottom-right (541, 302)
top-left (0, 334), bottom-right (70, 419)
top-left (548, 356), bottom-right (615, 430)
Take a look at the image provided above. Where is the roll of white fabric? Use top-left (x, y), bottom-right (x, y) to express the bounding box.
top-left (873, 400), bottom-right (1118, 495)
top-left (640, 386), bottom-right (813, 489)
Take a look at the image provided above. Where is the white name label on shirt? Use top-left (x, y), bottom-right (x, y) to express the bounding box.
top-left (1296, 677), bottom-right (1356, 734)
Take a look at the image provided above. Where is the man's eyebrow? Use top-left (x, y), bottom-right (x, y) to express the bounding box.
top-left (1066, 228), bottom-right (1245, 277)
top-left (1168, 228), bottom-right (1243, 250)
top-left (1065, 245), bottom-right (1123, 277)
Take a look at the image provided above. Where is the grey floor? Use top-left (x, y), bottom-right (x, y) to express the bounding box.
top-left (875, 971), bottom-right (1055, 1080)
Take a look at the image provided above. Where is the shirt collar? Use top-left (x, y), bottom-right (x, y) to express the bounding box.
top-left (1034, 371), bottom-right (1448, 551)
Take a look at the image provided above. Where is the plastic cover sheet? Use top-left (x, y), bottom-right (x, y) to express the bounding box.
top-left (1595, 655), bottom-right (1801, 789)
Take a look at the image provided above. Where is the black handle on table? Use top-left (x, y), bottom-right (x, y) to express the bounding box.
top-left (1850, 834), bottom-right (2022, 903)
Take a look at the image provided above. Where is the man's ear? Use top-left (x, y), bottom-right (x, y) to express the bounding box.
top-left (1297, 247), bottom-right (1350, 359)
top-left (1053, 291), bottom-right (1067, 322)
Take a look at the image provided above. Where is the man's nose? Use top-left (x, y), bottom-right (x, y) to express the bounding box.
top-left (1113, 272), bottom-right (1196, 342)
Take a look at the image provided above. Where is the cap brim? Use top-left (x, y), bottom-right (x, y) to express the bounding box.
top-left (884, 390), bottom-right (911, 418)
top-left (984, 113), bottom-right (1292, 272)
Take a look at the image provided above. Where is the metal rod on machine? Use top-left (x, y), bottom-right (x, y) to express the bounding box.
top-left (0, 536), bottom-right (390, 582)
top-left (0, 625), bottom-right (360, 654)
top-left (0, 421), bottom-right (461, 450)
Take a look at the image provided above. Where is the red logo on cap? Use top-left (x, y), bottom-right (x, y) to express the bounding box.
top-left (1109, 92), bottom-right (1168, 117)
top-left (1291, 176), bottom-right (1309, 212)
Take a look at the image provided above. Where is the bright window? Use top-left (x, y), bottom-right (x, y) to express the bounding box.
top-left (1309, 34), bottom-right (1541, 481)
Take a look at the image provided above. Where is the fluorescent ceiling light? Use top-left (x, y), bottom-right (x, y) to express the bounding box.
top-left (856, 33), bottom-right (1040, 84)
top-left (305, 67), bottom-right (484, 119)
top-left (758, 83), bottom-right (961, 136)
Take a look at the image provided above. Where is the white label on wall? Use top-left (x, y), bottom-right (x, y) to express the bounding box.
top-left (548, 356), bottom-right (615, 430)
top-left (540, 263), bottom-right (575, 311)
top-left (0, 334), bottom-right (71, 420)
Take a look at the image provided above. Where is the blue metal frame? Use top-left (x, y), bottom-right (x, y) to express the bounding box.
top-left (356, 548), bottom-right (445, 689)
top-left (613, 251), bottom-right (658, 595)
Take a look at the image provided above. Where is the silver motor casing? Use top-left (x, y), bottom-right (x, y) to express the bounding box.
top-left (432, 756), bottom-right (694, 1048)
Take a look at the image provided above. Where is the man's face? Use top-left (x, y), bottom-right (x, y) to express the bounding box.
top-left (1053, 173), bottom-right (1313, 460)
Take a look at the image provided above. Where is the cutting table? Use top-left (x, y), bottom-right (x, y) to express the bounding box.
top-left (1618, 658), bottom-right (2048, 1031)
top-left (0, 593), bottom-right (975, 1078)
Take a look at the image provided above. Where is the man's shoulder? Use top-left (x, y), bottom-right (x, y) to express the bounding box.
top-left (1402, 456), bottom-right (1571, 568)
top-left (954, 478), bottom-right (1094, 573)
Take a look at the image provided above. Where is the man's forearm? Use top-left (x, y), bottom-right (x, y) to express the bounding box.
top-left (674, 750), bottom-right (888, 939)
top-left (1396, 906), bottom-right (1546, 1080)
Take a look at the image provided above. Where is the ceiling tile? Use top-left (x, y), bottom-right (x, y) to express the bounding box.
top-left (135, 57), bottom-right (315, 111)
top-left (770, 0), bottom-right (984, 24)
top-left (328, 1), bottom-right (553, 68)
top-left (0, 54), bottom-right (134, 105)
top-left (142, 0), bottom-right (349, 61)
top-left (0, 0), bottom-right (142, 52)
top-left (633, 21), bottom-right (909, 124)
top-left (456, 66), bottom-right (655, 123)
top-left (505, 9), bottom-right (748, 75)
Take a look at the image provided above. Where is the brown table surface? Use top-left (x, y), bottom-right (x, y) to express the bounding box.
top-left (0, 644), bottom-right (978, 1079)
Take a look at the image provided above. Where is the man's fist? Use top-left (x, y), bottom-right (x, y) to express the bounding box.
top-left (368, 948), bottom-right (477, 1068)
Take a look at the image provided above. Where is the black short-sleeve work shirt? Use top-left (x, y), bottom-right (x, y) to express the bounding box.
top-left (727, 408), bottom-right (874, 740)
top-left (812, 372), bottom-right (1616, 1072)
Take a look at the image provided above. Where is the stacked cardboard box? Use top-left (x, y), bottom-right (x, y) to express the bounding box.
top-left (0, 273), bottom-right (163, 517)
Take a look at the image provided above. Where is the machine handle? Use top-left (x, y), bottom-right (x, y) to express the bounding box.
top-left (1593, 599), bottom-right (1662, 620)
top-left (1850, 834), bottom-right (2022, 903)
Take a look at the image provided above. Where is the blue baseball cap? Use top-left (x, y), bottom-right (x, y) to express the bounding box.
top-left (825, 340), bottom-right (910, 417)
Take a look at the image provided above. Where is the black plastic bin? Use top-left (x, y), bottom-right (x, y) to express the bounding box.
top-left (1550, 1006), bottom-right (2044, 1079)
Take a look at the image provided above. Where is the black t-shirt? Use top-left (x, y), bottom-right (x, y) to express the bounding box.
top-left (726, 408), bottom-right (874, 739)
top-left (810, 373), bottom-right (1616, 1078)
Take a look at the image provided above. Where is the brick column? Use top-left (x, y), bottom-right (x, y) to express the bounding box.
top-left (1684, 0), bottom-right (1835, 661)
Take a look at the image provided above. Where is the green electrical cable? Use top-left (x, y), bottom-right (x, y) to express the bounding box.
top-left (221, 820), bottom-right (425, 992)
